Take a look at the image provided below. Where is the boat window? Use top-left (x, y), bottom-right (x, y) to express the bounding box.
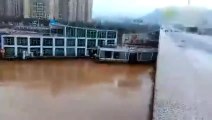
top-left (43, 48), bottom-right (53, 56)
top-left (105, 51), bottom-right (112, 58)
top-left (87, 39), bottom-right (96, 48)
top-left (4, 47), bottom-right (15, 57)
top-left (55, 38), bottom-right (64, 46)
top-left (67, 39), bottom-right (75, 46)
top-left (77, 48), bottom-right (85, 57)
top-left (107, 31), bottom-right (116, 38)
top-left (4, 37), bottom-right (14, 45)
top-left (142, 52), bottom-right (153, 61)
top-left (107, 40), bottom-right (115, 45)
top-left (114, 52), bottom-right (126, 59)
top-left (77, 39), bottom-right (85, 47)
top-left (55, 48), bottom-right (64, 56)
top-left (66, 27), bottom-right (76, 37)
top-left (43, 38), bottom-right (53, 46)
top-left (137, 53), bottom-right (142, 61)
top-left (17, 47), bottom-right (28, 57)
top-left (67, 48), bottom-right (76, 57)
top-left (87, 30), bottom-right (97, 38)
top-left (77, 28), bottom-right (86, 37)
top-left (98, 31), bottom-right (106, 38)
top-left (30, 38), bottom-right (40, 46)
top-left (98, 40), bottom-right (105, 47)
top-left (30, 48), bottom-right (40, 56)
top-left (17, 37), bottom-right (28, 46)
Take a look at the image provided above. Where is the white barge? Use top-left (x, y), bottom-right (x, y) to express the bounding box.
top-left (0, 24), bottom-right (118, 59)
top-left (92, 46), bottom-right (158, 63)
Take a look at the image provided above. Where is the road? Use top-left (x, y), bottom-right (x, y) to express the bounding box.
top-left (154, 30), bottom-right (212, 120)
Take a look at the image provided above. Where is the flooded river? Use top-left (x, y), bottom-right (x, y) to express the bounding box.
top-left (0, 60), bottom-right (153, 120)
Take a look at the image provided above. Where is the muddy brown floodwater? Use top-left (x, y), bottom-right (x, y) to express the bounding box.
top-left (0, 59), bottom-right (153, 120)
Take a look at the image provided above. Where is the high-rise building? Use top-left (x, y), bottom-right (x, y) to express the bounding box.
top-left (68, 0), bottom-right (77, 22)
top-left (75, 0), bottom-right (93, 22)
top-left (0, 0), bottom-right (6, 17)
top-left (23, 0), bottom-right (93, 22)
top-left (85, 0), bottom-right (93, 22)
top-left (24, 0), bottom-right (50, 19)
top-left (58, 0), bottom-right (70, 21)
top-left (5, 0), bottom-right (23, 17)
top-left (49, 0), bottom-right (59, 19)
top-left (67, 0), bottom-right (93, 22)
top-left (58, 0), bottom-right (93, 23)
top-left (24, 0), bottom-right (62, 19)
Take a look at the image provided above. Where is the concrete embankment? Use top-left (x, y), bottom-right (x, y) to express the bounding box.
top-left (153, 31), bottom-right (212, 120)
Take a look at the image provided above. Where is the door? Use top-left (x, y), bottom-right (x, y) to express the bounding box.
top-left (128, 53), bottom-right (137, 63)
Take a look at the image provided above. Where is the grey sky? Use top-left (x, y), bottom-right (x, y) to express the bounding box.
top-left (93, 0), bottom-right (212, 18)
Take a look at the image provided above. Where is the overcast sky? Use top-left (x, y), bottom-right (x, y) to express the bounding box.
top-left (93, 0), bottom-right (212, 18)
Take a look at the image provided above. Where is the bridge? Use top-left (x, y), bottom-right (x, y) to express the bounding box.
top-left (153, 30), bottom-right (212, 119)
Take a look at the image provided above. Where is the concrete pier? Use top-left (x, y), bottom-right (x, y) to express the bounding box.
top-left (154, 30), bottom-right (212, 120)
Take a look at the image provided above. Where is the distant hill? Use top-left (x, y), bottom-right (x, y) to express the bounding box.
top-left (136, 7), bottom-right (212, 27)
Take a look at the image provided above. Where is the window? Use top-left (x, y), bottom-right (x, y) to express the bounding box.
top-left (107, 31), bottom-right (117, 38)
top-left (55, 48), bottom-right (64, 56)
top-left (43, 38), bottom-right (53, 46)
top-left (101, 51), bottom-right (112, 58)
top-left (87, 39), bottom-right (96, 48)
top-left (67, 48), bottom-right (75, 56)
top-left (107, 40), bottom-right (115, 45)
top-left (141, 53), bottom-right (153, 61)
top-left (77, 48), bottom-right (85, 57)
top-left (4, 47), bottom-right (15, 57)
top-left (17, 48), bottom-right (28, 57)
top-left (98, 31), bottom-right (106, 38)
top-left (30, 38), bottom-right (40, 46)
top-left (55, 38), bottom-right (64, 46)
top-left (30, 48), bottom-right (40, 56)
top-left (152, 52), bottom-right (158, 60)
top-left (4, 37), bottom-right (14, 45)
top-left (77, 39), bottom-right (85, 47)
top-left (17, 37), bottom-right (28, 46)
top-left (66, 27), bottom-right (76, 37)
top-left (67, 39), bottom-right (75, 46)
top-left (114, 52), bottom-right (127, 59)
top-left (43, 48), bottom-right (53, 56)
top-left (77, 28), bottom-right (86, 37)
top-left (98, 40), bottom-right (105, 47)
top-left (87, 30), bottom-right (97, 38)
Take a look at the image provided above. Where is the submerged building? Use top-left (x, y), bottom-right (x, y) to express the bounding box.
top-left (0, 24), bottom-right (118, 59)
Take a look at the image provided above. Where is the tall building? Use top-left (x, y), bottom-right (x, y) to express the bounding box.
top-left (68, 0), bottom-right (77, 22)
top-left (5, 0), bottom-right (23, 17)
top-left (85, 0), bottom-right (93, 22)
top-left (59, 0), bottom-right (93, 23)
top-left (75, 0), bottom-right (93, 22)
top-left (23, 0), bottom-right (93, 22)
top-left (24, 0), bottom-right (50, 19)
top-left (58, 0), bottom-right (70, 21)
top-left (0, 0), bottom-right (6, 17)
top-left (49, 0), bottom-right (59, 19)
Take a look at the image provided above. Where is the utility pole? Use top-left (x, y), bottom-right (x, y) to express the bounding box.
top-left (188, 0), bottom-right (190, 5)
